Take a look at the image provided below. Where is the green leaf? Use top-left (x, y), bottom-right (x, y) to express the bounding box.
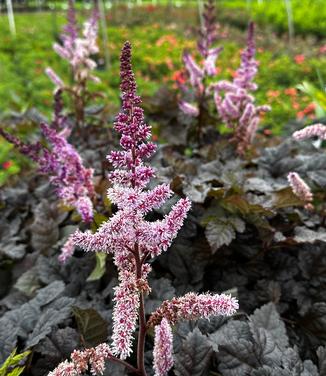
top-left (87, 253), bottom-right (107, 282)
top-left (0, 348), bottom-right (30, 376)
top-left (73, 307), bottom-right (108, 348)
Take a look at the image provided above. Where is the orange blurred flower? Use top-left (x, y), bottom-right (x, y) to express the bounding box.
top-left (294, 54), bottom-right (305, 64)
top-left (172, 70), bottom-right (187, 84)
top-left (267, 90), bottom-right (281, 98)
top-left (284, 88), bottom-right (297, 96)
top-left (156, 35), bottom-right (177, 48)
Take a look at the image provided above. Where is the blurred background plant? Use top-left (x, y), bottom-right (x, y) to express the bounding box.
top-left (0, 0), bottom-right (325, 185)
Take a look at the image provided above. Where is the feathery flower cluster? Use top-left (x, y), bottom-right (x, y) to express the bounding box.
top-left (153, 318), bottom-right (174, 376)
top-left (148, 292), bottom-right (239, 327)
top-left (48, 42), bottom-right (238, 376)
top-left (46, 0), bottom-right (100, 90)
top-left (213, 22), bottom-right (270, 154)
top-left (293, 123), bottom-right (326, 141)
top-left (46, 0), bottom-right (100, 127)
top-left (48, 343), bottom-right (112, 376)
top-left (71, 41), bottom-right (191, 360)
top-left (287, 172), bottom-right (313, 209)
top-left (180, 0), bottom-right (222, 118)
top-left (0, 94), bottom-right (95, 224)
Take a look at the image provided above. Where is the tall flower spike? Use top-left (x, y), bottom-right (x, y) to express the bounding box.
top-left (72, 42), bottom-right (191, 359)
top-left (153, 318), bottom-right (174, 376)
top-left (214, 22), bottom-right (270, 154)
top-left (180, 0), bottom-right (223, 121)
top-left (287, 172), bottom-right (313, 209)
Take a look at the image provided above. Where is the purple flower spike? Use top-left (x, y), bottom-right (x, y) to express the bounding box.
top-left (71, 42), bottom-right (191, 359)
top-left (214, 22), bottom-right (270, 153)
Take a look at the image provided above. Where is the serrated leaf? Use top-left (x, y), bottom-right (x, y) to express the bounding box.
top-left (272, 187), bottom-right (305, 209)
top-left (218, 339), bottom-right (258, 376)
top-left (87, 253), bottom-right (107, 282)
top-left (222, 194), bottom-right (273, 216)
top-left (250, 303), bottom-right (289, 350)
top-left (250, 326), bottom-right (282, 367)
top-left (26, 300), bottom-right (74, 348)
top-left (14, 267), bottom-right (40, 296)
top-left (174, 328), bottom-right (213, 376)
top-left (36, 327), bottom-right (79, 359)
top-left (73, 307), bottom-right (108, 347)
top-left (205, 220), bottom-right (236, 253)
top-left (317, 346), bottom-right (326, 374)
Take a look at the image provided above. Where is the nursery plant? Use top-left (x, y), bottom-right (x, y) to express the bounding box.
top-left (46, 0), bottom-right (104, 129)
top-left (178, 0), bottom-right (270, 153)
top-left (1, 1), bottom-right (326, 375)
top-left (47, 40), bottom-right (239, 376)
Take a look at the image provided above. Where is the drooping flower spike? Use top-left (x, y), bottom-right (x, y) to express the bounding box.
top-left (293, 123), bottom-right (326, 141)
top-left (0, 92), bottom-right (95, 225)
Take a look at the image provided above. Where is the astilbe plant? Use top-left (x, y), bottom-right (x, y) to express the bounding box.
top-left (179, 0), bottom-right (223, 140)
top-left (287, 123), bottom-right (326, 209)
top-left (213, 22), bottom-right (270, 154)
top-left (0, 91), bottom-right (95, 225)
top-left (46, 0), bottom-right (102, 128)
top-left (48, 42), bottom-right (239, 376)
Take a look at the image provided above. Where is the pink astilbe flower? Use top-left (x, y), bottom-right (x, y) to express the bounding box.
top-left (48, 41), bottom-right (239, 376)
top-left (179, 100), bottom-right (199, 117)
top-left (180, 0), bottom-right (223, 121)
top-left (287, 172), bottom-right (313, 209)
top-left (58, 234), bottom-right (76, 264)
top-left (48, 343), bottom-right (112, 376)
top-left (148, 292), bottom-right (239, 327)
top-left (111, 271), bottom-right (141, 359)
top-left (46, 0), bottom-right (101, 127)
top-left (45, 67), bottom-right (64, 89)
top-left (214, 22), bottom-right (270, 154)
top-left (71, 41), bottom-right (191, 360)
top-left (0, 93), bottom-right (95, 225)
top-left (38, 123), bottom-right (95, 222)
top-left (153, 318), bottom-right (174, 376)
top-left (48, 0), bottom-right (99, 89)
top-left (293, 123), bottom-right (326, 141)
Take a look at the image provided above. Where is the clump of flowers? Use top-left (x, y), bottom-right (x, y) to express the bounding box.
top-left (179, 0), bottom-right (223, 140)
top-left (0, 91), bottom-right (95, 224)
top-left (46, 0), bottom-right (101, 128)
top-left (179, 1), bottom-right (270, 152)
top-left (213, 22), bottom-right (270, 154)
top-left (48, 41), bottom-right (238, 376)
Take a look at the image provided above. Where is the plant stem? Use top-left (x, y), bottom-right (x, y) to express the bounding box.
top-left (108, 356), bottom-right (140, 375)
